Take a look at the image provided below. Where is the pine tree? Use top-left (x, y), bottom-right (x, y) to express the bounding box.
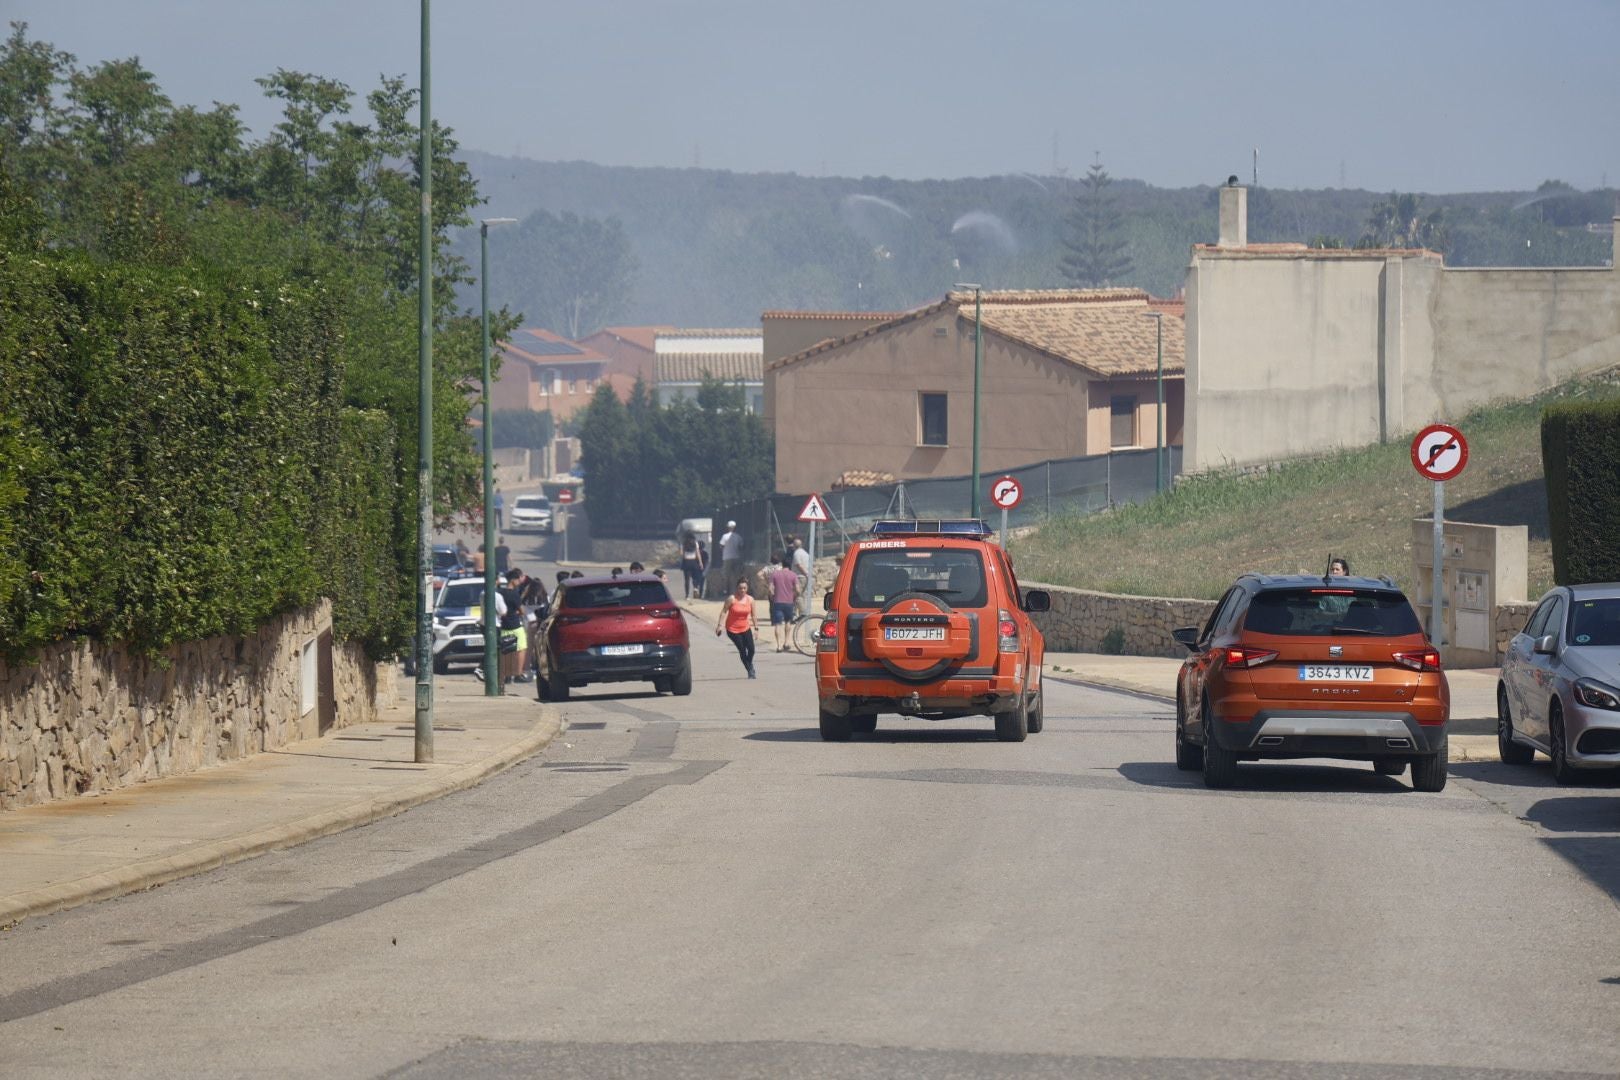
top-left (1059, 160), bottom-right (1134, 288)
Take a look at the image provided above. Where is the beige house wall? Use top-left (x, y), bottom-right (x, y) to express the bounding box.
top-left (762, 313), bottom-right (895, 435)
top-left (1187, 226), bottom-right (1620, 472)
top-left (773, 309), bottom-right (1096, 493)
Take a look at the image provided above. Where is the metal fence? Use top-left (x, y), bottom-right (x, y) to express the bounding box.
top-left (714, 446), bottom-right (1183, 563)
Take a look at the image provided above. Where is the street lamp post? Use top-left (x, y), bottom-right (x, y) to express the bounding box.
top-left (955, 283), bottom-right (984, 518)
top-left (480, 217), bottom-right (516, 696)
top-left (414, 0), bottom-right (434, 763)
top-left (1145, 311), bottom-right (1165, 493)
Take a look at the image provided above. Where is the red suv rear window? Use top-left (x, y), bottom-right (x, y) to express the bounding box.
top-left (1244, 588), bottom-right (1422, 637)
top-left (563, 581), bottom-right (671, 609)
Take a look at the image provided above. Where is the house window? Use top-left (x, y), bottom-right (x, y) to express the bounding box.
top-left (569, 379), bottom-right (578, 394)
top-left (1110, 396), bottom-right (1138, 448)
top-left (919, 392), bottom-right (948, 447)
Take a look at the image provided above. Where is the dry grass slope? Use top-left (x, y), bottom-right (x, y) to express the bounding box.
top-left (1012, 370), bottom-right (1620, 601)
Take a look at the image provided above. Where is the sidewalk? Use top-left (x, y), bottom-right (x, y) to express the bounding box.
top-left (0, 677), bottom-right (560, 927)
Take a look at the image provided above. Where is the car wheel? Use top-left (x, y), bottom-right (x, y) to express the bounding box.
top-left (1200, 697), bottom-right (1239, 789)
top-left (671, 658), bottom-right (693, 697)
top-left (1550, 705), bottom-right (1580, 785)
top-left (1410, 734), bottom-right (1448, 792)
top-left (819, 708), bottom-right (852, 742)
top-left (1497, 685), bottom-right (1536, 765)
top-left (536, 667), bottom-right (551, 701)
top-left (1175, 696), bottom-right (1204, 771)
top-left (995, 696), bottom-right (1029, 742)
top-left (652, 676), bottom-right (673, 694)
top-left (548, 669), bottom-right (570, 702)
top-left (851, 715), bottom-right (877, 734)
top-left (1026, 685), bottom-right (1045, 734)
top-left (1374, 758), bottom-right (1406, 776)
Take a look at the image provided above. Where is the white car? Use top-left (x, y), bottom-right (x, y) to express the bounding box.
top-left (509, 494), bottom-right (554, 534)
top-left (431, 577), bottom-right (492, 673)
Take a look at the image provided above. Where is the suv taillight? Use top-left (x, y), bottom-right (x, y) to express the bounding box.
top-left (817, 614), bottom-right (838, 652)
top-left (1223, 646), bottom-right (1278, 668)
top-left (1392, 647), bottom-right (1442, 672)
top-left (649, 607), bottom-right (682, 620)
top-left (998, 609), bottom-right (1019, 653)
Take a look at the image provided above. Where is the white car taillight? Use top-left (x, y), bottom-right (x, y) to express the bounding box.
top-left (998, 609), bottom-right (1019, 653)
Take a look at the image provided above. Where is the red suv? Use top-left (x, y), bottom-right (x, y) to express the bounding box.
top-left (536, 574), bottom-right (691, 700)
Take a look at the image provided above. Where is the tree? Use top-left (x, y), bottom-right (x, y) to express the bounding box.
top-left (1356, 192), bottom-right (1448, 252)
top-left (491, 209), bottom-right (636, 339)
top-left (1060, 159), bottom-right (1134, 287)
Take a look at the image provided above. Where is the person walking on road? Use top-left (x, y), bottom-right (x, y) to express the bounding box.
top-left (715, 520), bottom-right (742, 599)
top-left (766, 553), bottom-right (801, 652)
top-left (679, 531), bottom-right (707, 599)
top-left (716, 578), bottom-right (759, 679)
top-left (493, 490), bottom-right (504, 530)
top-left (494, 535), bottom-right (511, 577)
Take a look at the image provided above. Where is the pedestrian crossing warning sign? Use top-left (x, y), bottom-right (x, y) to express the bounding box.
top-left (797, 493), bottom-right (830, 523)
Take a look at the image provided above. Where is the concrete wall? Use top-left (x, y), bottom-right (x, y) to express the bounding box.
top-left (773, 308), bottom-right (1097, 493)
top-left (0, 601), bottom-right (395, 811)
top-left (1186, 217), bottom-right (1620, 472)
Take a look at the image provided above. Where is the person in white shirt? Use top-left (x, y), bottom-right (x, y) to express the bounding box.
top-left (717, 521), bottom-right (742, 600)
top-left (790, 535), bottom-right (812, 616)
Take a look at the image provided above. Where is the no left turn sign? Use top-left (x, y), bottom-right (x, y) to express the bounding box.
top-left (1411, 423), bottom-right (1468, 482)
top-left (990, 476), bottom-right (1023, 510)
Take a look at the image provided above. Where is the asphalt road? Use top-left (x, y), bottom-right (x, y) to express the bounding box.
top-left (4, 595), bottom-right (1620, 1078)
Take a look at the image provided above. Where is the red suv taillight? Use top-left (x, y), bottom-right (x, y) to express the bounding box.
top-left (1223, 646), bottom-right (1278, 668)
top-left (1392, 647), bottom-right (1442, 672)
top-left (998, 609), bottom-right (1019, 653)
top-left (648, 607), bottom-right (682, 620)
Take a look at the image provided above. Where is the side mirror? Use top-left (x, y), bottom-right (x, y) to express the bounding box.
top-left (824, 591), bottom-right (835, 610)
top-left (1023, 589), bottom-right (1051, 613)
top-left (1534, 634), bottom-right (1557, 656)
top-left (1172, 626), bottom-right (1201, 651)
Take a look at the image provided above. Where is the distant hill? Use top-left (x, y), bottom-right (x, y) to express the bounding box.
top-left (455, 153), bottom-right (1615, 331)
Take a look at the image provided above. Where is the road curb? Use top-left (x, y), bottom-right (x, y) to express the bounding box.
top-left (0, 708), bottom-right (564, 928)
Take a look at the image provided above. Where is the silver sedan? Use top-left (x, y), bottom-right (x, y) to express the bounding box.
top-left (1498, 583), bottom-right (1620, 781)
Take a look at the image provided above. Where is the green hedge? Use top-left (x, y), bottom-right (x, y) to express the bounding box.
top-left (1542, 399), bottom-right (1620, 585)
top-left (0, 247), bottom-right (404, 659)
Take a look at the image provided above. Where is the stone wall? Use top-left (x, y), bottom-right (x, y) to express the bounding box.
top-left (1, 601), bottom-right (393, 811)
top-left (1494, 601), bottom-right (1535, 663)
top-left (1027, 582), bottom-right (1217, 659)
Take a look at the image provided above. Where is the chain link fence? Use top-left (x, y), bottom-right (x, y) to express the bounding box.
top-left (714, 447), bottom-right (1183, 564)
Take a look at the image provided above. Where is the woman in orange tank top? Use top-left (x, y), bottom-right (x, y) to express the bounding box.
top-left (716, 577), bottom-right (759, 679)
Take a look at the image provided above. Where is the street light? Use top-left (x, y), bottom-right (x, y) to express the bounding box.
top-left (414, 0), bottom-right (434, 763)
top-left (480, 217), bottom-right (517, 696)
top-left (1144, 311), bottom-right (1165, 493)
top-left (955, 283), bottom-right (983, 518)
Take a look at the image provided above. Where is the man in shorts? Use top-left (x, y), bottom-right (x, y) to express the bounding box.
top-left (766, 552), bottom-right (801, 652)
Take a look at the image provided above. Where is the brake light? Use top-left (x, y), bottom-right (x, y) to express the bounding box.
top-left (1311, 588), bottom-right (1355, 595)
top-left (817, 616), bottom-right (838, 652)
top-left (649, 608), bottom-right (682, 620)
top-left (1392, 647), bottom-right (1442, 672)
top-left (1223, 646), bottom-right (1278, 668)
top-left (998, 609), bottom-right (1019, 653)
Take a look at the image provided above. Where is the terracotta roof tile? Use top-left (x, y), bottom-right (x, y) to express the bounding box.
top-left (761, 310), bottom-right (906, 320)
top-left (656, 328), bottom-right (761, 339)
top-left (502, 326), bottom-right (610, 364)
top-left (586, 326), bottom-right (671, 352)
top-left (655, 352), bottom-right (764, 384)
top-left (768, 288), bottom-right (1184, 378)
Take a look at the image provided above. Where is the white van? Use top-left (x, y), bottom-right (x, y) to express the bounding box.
top-left (675, 517), bottom-right (712, 548)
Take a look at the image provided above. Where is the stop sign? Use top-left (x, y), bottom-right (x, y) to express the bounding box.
top-left (556, 488), bottom-right (575, 504)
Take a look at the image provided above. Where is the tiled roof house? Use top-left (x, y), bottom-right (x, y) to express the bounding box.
top-left (768, 289), bottom-right (1185, 494)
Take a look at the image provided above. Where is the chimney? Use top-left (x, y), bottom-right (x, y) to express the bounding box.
top-left (1218, 183), bottom-right (1248, 248)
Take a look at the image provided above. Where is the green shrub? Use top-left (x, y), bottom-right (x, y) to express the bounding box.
top-left (0, 248), bottom-right (404, 659)
top-left (1100, 627), bottom-right (1127, 655)
top-left (1542, 399), bottom-right (1620, 585)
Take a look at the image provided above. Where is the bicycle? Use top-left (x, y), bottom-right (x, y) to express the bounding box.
top-left (791, 609), bottom-right (833, 656)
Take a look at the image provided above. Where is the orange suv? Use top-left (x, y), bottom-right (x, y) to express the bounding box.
top-left (1173, 574), bottom-right (1451, 790)
top-left (816, 520), bottom-right (1050, 741)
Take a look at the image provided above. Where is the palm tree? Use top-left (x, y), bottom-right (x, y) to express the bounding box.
top-left (1356, 192), bottom-right (1448, 251)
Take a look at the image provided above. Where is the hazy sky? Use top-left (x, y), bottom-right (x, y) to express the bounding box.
top-left (6, 0), bottom-right (1617, 192)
